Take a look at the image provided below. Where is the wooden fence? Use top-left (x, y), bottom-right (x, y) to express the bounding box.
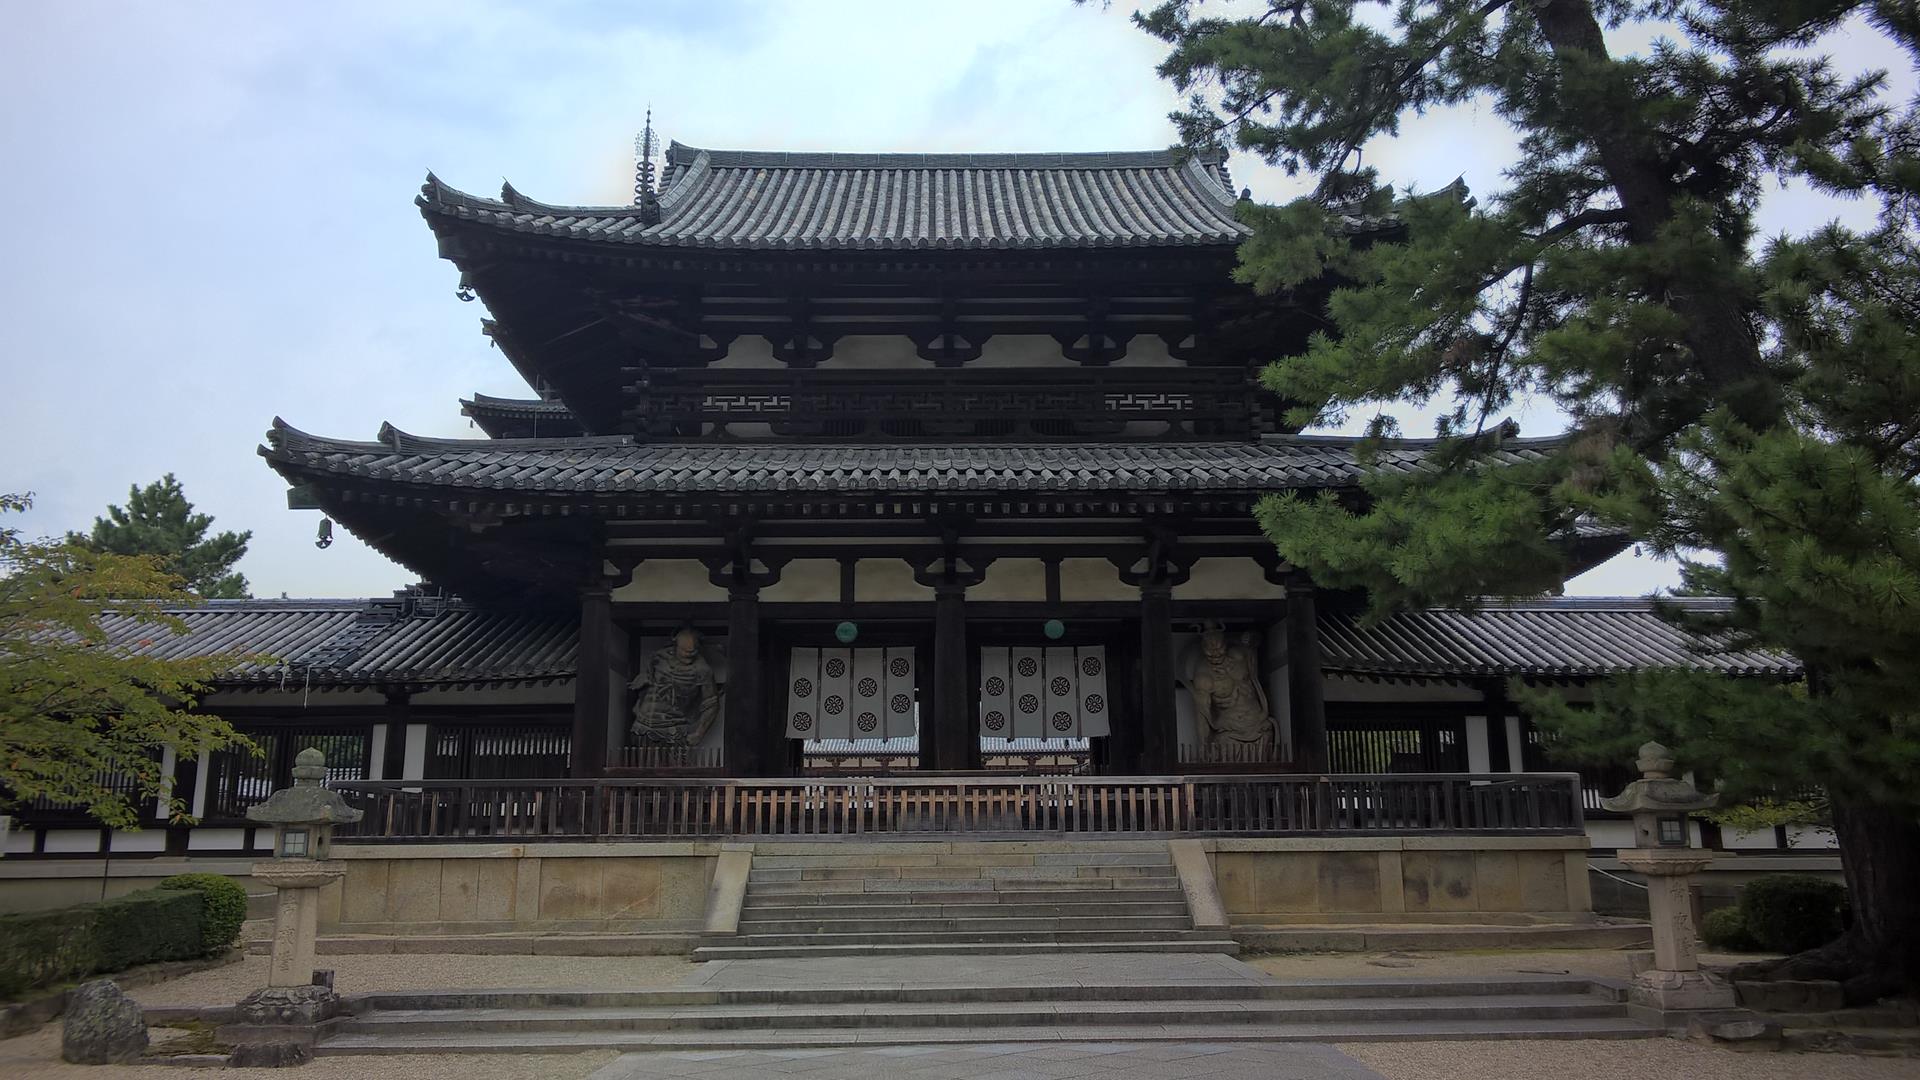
top-left (329, 773), bottom-right (1584, 842)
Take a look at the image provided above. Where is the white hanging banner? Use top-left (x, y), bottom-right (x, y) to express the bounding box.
top-left (884, 646), bottom-right (917, 740)
top-left (851, 648), bottom-right (887, 738)
top-left (818, 648), bottom-right (853, 741)
top-left (978, 646), bottom-right (1011, 737)
top-left (1076, 646), bottom-right (1110, 738)
top-left (785, 647), bottom-right (820, 739)
top-left (1044, 647), bottom-right (1078, 737)
top-left (1009, 646), bottom-right (1046, 740)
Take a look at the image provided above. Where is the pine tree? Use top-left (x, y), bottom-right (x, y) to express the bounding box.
top-left (1128, 0), bottom-right (1920, 997)
top-left (72, 474), bottom-right (252, 599)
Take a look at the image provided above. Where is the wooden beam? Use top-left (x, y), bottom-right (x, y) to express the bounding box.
top-left (1287, 577), bottom-right (1329, 772)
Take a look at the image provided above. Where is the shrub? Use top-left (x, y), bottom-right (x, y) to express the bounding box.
top-left (91, 889), bottom-right (204, 973)
top-left (0, 887), bottom-right (206, 1001)
top-left (1739, 874), bottom-right (1847, 955)
top-left (1699, 905), bottom-right (1762, 952)
top-left (159, 874), bottom-right (249, 955)
top-left (0, 905), bottom-right (98, 1000)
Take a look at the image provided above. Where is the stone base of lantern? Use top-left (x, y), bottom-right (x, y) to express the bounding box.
top-left (218, 985), bottom-right (344, 1059)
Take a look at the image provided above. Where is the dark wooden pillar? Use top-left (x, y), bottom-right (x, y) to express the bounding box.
top-left (381, 690), bottom-right (410, 780)
top-left (723, 580), bottom-right (764, 776)
top-left (931, 582), bottom-right (974, 771)
top-left (1138, 581), bottom-right (1178, 774)
top-left (914, 541), bottom-right (989, 773)
top-left (708, 539), bottom-right (784, 778)
top-left (571, 584), bottom-right (614, 778)
top-left (1116, 528), bottom-right (1189, 776)
top-left (1287, 577), bottom-right (1328, 772)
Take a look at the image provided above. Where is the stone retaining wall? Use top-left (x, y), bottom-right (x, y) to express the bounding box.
top-left (1204, 836), bottom-right (1593, 923)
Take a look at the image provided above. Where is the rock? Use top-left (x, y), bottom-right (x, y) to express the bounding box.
top-left (1733, 978), bottom-right (1846, 1013)
top-left (235, 985), bottom-right (341, 1027)
top-left (229, 1041), bottom-right (313, 1068)
top-left (60, 980), bottom-right (148, 1064)
top-left (1686, 1015), bottom-right (1784, 1052)
top-left (1367, 959), bottom-right (1416, 968)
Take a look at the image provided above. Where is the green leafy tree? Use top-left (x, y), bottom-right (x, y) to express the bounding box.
top-left (2, 493), bottom-right (252, 828)
top-left (1127, 0), bottom-right (1920, 996)
top-left (72, 475), bottom-right (251, 599)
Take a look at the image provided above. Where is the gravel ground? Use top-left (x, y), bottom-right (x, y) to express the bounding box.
top-left (1248, 947), bottom-right (1771, 981)
top-left (0, 1026), bottom-right (615, 1080)
top-left (1341, 1038), bottom-right (1917, 1080)
top-left (124, 953), bottom-right (696, 1006)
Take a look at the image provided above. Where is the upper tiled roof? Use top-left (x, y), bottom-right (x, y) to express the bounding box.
top-left (100, 597), bottom-right (576, 689)
top-left (1320, 598), bottom-right (1798, 678)
top-left (419, 143), bottom-right (1252, 251)
top-left (263, 421), bottom-right (1565, 498)
top-left (459, 394), bottom-right (583, 439)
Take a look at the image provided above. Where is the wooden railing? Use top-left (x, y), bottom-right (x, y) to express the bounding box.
top-left (329, 773), bottom-right (1584, 842)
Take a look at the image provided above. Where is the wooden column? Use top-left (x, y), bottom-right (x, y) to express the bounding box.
top-left (931, 582), bottom-right (974, 771)
top-left (709, 540), bottom-right (784, 778)
top-left (1287, 577), bottom-right (1328, 772)
top-left (1116, 529), bottom-right (1189, 776)
top-left (723, 580), bottom-right (764, 776)
top-left (914, 541), bottom-right (989, 773)
top-left (1137, 580), bottom-right (1178, 774)
top-left (571, 583), bottom-right (614, 778)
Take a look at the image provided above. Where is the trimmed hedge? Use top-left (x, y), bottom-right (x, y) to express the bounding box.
top-left (159, 874), bottom-right (249, 955)
top-left (1739, 873), bottom-right (1847, 955)
top-left (0, 888), bottom-right (206, 1001)
top-left (1699, 904), bottom-right (1762, 953)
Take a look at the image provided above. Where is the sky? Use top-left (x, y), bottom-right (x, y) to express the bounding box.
top-left (1, 1), bottom-right (1906, 601)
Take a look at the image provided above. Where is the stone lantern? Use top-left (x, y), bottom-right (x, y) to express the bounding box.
top-left (1600, 741), bottom-right (1735, 1014)
top-left (231, 747), bottom-right (363, 1033)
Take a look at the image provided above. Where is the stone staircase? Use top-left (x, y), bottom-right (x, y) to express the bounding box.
top-left (694, 843), bottom-right (1236, 959)
top-left (313, 975), bottom-right (1655, 1055)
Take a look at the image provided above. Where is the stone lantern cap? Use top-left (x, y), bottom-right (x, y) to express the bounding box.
top-left (244, 748), bottom-right (364, 826)
top-left (1598, 741), bottom-right (1719, 814)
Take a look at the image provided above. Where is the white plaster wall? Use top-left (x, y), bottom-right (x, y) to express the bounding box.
top-left (1110, 335), bottom-right (1180, 367)
top-left (971, 559), bottom-right (1047, 602)
top-left (402, 725), bottom-right (429, 781)
top-left (709, 336), bottom-right (782, 369)
top-left (615, 560), bottom-right (728, 603)
top-left (760, 560), bottom-right (841, 603)
top-left (44, 830), bottom-right (101, 854)
top-left (188, 828), bottom-right (248, 851)
top-left (1786, 824), bottom-right (1839, 850)
top-left (368, 723), bottom-right (388, 780)
top-left (1584, 820), bottom-right (1639, 850)
top-left (109, 830), bottom-right (166, 853)
top-left (973, 335), bottom-right (1073, 368)
top-left (1721, 827), bottom-right (1780, 850)
top-left (1057, 558), bottom-right (1124, 602)
top-left (4, 830), bottom-right (34, 855)
top-left (853, 559), bottom-right (934, 602)
top-left (1170, 558), bottom-right (1288, 601)
top-left (820, 336), bottom-right (933, 369)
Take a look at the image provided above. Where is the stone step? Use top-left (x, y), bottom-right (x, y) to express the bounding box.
top-left (690, 939), bottom-right (1240, 960)
top-left (336, 994), bottom-right (1624, 1037)
top-left (724, 927), bottom-right (1226, 948)
top-left (734, 914), bottom-right (1195, 936)
top-left (316, 1016), bottom-right (1652, 1055)
top-left (741, 895), bottom-right (1190, 910)
top-left (349, 976), bottom-right (1614, 1011)
top-left (747, 864), bottom-right (1176, 883)
top-left (737, 876), bottom-right (1182, 891)
top-left (748, 852), bottom-right (1172, 869)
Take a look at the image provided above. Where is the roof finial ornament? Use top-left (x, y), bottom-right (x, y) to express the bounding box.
top-left (634, 108), bottom-right (662, 225)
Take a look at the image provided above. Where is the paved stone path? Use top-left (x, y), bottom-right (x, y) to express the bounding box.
top-left (585, 1041), bottom-right (1387, 1079)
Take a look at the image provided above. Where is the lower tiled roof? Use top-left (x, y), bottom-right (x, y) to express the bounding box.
top-left (112, 595), bottom-right (1791, 689)
top-left (103, 597), bottom-right (575, 689)
top-left (1320, 598), bottom-right (1798, 678)
top-left (262, 422), bottom-right (1564, 497)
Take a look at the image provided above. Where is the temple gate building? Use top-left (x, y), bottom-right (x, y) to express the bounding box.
top-left (3, 137), bottom-right (1818, 936)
